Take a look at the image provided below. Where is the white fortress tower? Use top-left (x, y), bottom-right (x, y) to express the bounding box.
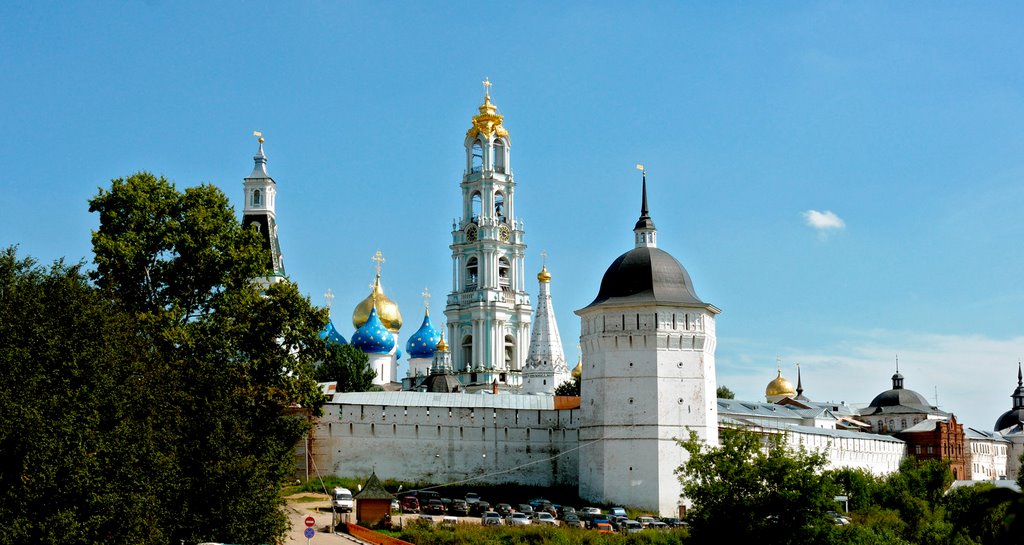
top-left (242, 132), bottom-right (286, 288)
top-left (576, 168), bottom-right (720, 516)
top-left (444, 80), bottom-right (532, 390)
top-left (523, 259), bottom-right (571, 395)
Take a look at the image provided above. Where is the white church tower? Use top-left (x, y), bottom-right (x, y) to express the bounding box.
top-left (444, 80), bottom-right (532, 390)
top-left (522, 259), bottom-right (571, 395)
top-left (576, 167), bottom-right (720, 517)
top-left (242, 132), bottom-right (286, 288)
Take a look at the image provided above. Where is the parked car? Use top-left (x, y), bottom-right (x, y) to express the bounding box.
top-left (623, 520), bottom-right (643, 534)
top-left (470, 501), bottom-right (491, 516)
top-left (450, 499), bottom-right (470, 517)
top-left (400, 496), bottom-right (420, 513)
top-left (390, 499), bottom-right (400, 512)
top-left (507, 512), bottom-right (531, 526)
top-left (495, 503), bottom-right (513, 517)
top-left (827, 511), bottom-right (851, 525)
top-left (481, 511), bottom-right (503, 526)
top-left (533, 512), bottom-right (558, 526)
top-left (659, 517), bottom-right (687, 528)
top-left (579, 507), bottom-right (603, 517)
top-left (594, 521), bottom-right (614, 533)
top-left (465, 492), bottom-right (480, 505)
top-left (562, 513), bottom-right (584, 528)
top-left (417, 514), bottom-right (435, 524)
top-left (637, 516), bottom-right (656, 528)
top-left (557, 506), bottom-right (577, 519)
top-left (425, 499), bottom-right (446, 515)
top-left (608, 507), bottom-right (627, 518)
top-left (517, 504), bottom-right (534, 516)
top-left (332, 487), bottom-right (354, 513)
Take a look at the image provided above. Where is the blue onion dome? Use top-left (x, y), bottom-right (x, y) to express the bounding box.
top-left (351, 307), bottom-right (395, 354)
top-left (319, 320), bottom-right (348, 345)
top-left (406, 312), bottom-right (442, 358)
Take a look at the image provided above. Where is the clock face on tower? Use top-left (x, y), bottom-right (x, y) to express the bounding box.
top-left (498, 224), bottom-right (511, 242)
top-left (466, 224), bottom-right (478, 242)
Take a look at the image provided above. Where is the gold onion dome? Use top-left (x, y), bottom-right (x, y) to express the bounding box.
top-left (467, 88), bottom-right (509, 139)
top-left (537, 265), bottom-right (552, 283)
top-left (436, 334), bottom-right (449, 353)
top-left (765, 369), bottom-right (796, 397)
top-left (352, 274), bottom-right (403, 332)
top-left (571, 358), bottom-right (583, 379)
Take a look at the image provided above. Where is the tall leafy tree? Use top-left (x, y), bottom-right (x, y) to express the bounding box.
top-left (677, 427), bottom-right (840, 545)
top-left (88, 172), bottom-right (327, 544)
top-left (315, 343), bottom-right (376, 393)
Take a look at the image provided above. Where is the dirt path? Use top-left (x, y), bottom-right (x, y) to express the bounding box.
top-left (283, 494), bottom-right (366, 545)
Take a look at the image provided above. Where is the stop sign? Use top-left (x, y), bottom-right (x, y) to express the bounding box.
top-left (304, 516), bottom-right (315, 527)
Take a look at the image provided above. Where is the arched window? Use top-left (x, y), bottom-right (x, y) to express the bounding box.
top-left (504, 335), bottom-right (517, 370)
top-left (466, 257), bottom-right (478, 287)
top-left (493, 140), bottom-right (505, 172)
top-left (252, 189), bottom-right (261, 206)
top-left (498, 257), bottom-right (510, 290)
top-left (462, 335), bottom-right (473, 370)
top-left (494, 192), bottom-right (505, 222)
top-left (471, 192), bottom-right (482, 222)
top-left (471, 142), bottom-right (483, 173)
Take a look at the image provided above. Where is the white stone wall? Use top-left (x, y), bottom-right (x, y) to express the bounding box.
top-left (315, 401), bottom-right (579, 486)
top-left (785, 429), bottom-right (905, 475)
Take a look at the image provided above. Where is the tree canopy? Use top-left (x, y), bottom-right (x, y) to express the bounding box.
top-left (315, 342), bottom-right (376, 393)
top-left (1, 172), bottom-right (329, 545)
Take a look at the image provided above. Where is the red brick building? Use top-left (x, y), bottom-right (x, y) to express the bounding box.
top-left (896, 414), bottom-right (968, 480)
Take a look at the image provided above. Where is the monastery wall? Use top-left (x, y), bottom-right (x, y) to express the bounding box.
top-left (313, 399), bottom-right (580, 486)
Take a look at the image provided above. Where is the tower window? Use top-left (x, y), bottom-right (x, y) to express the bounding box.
top-left (504, 335), bottom-right (516, 370)
top-left (471, 142), bottom-right (483, 173)
top-left (494, 192), bottom-right (506, 222)
top-left (471, 192), bottom-right (482, 222)
top-left (252, 189), bottom-right (261, 206)
top-left (465, 257), bottom-right (478, 287)
top-left (493, 140), bottom-right (505, 172)
top-left (498, 257), bottom-right (511, 291)
top-left (462, 335), bottom-right (473, 370)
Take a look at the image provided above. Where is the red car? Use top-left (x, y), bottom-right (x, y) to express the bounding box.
top-left (400, 496), bottom-right (420, 513)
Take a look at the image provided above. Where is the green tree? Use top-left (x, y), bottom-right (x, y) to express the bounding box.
top-left (715, 385), bottom-right (735, 399)
top-left (87, 172), bottom-right (327, 544)
top-left (0, 248), bottom-right (164, 545)
top-left (677, 427), bottom-right (840, 545)
top-left (315, 343), bottom-right (376, 392)
top-left (554, 375), bottom-right (580, 396)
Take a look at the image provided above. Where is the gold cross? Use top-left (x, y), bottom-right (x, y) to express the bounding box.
top-left (540, 250), bottom-right (548, 267)
top-left (421, 287), bottom-right (431, 312)
top-left (482, 77), bottom-right (492, 98)
top-left (372, 250), bottom-right (385, 276)
top-left (324, 288), bottom-right (334, 315)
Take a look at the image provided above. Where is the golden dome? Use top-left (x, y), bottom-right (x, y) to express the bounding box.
top-left (436, 333), bottom-right (449, 353)
top-left (466, 87), bottom-right (509, 140)
top-left (537, 265), bottom-right (551, 283)
top-left (571, 358), bottom-right (582, 379)
top-left (765, 369), bottom-right (796, 397)
top-left (352, 274), bottom-right (403, 332)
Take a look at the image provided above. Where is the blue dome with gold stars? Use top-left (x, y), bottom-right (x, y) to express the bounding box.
top-left (406, 312), bottom-right (441, 358)
top-left (319, 320), bottom-right (348, 345)
top-left (351, 307), bottom-right (395, 354)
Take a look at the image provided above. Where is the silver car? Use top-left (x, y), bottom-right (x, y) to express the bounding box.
top-left (507, 512), bottom-right (531, 526)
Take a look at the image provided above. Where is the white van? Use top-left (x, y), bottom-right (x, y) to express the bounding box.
top-left (332, 487), bottom-right (354, 513)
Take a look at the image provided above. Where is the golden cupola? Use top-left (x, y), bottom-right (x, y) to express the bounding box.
top-left (466, 81), bottom-right (509, 140)
top-left (537, 264), bottom-right (552, 283)
top-left (352, 273), bottom-right (403, 332)
top-left (765, 368), bottom-right (796, 401)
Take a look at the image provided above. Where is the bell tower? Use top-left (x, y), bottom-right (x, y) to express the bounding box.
top-left (242, 131), bottom-right (285, 287)
top-left (444, 80), bottom-right (532, 390)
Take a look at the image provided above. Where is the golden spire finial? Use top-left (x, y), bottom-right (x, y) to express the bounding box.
top-left (540, 250), bottom-right (548, 267)
top-left (253, 130), bottom-right (264, 144)
top-left (421, 287), bottom-right (431, 315)
top-left (482, 77), bottom-right (492, 100)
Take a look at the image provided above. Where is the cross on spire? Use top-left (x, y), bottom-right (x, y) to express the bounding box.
top-left (540, 250), bottom-right (548, 267)
top-left (324, 288), bottom-right (334, 316)
top-left (372, 250), bottom-right (385, 276)
top-left (482, 77), bottom-right (492, 98)
top-left (421, 287), bottom-right (431, 313)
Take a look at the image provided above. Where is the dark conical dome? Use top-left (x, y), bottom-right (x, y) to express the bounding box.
top-left (995, 363), bottom-right (1024, 431)
top-left (584, 246), bottom-right (704, 308)
top-left (867, 370), bottom-right (933, 410)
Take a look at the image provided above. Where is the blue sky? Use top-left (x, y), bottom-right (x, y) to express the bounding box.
top-left (3, 2), bottom-right (1023, 430)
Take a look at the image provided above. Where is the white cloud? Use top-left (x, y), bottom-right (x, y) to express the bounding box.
top-left (803, 210), bottom-right (846, 232)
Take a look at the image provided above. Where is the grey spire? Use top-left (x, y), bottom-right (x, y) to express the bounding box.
top-left (248, 138), bottom-right (271, 180)
top-left (633, 169), bottom-right (656, 231)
